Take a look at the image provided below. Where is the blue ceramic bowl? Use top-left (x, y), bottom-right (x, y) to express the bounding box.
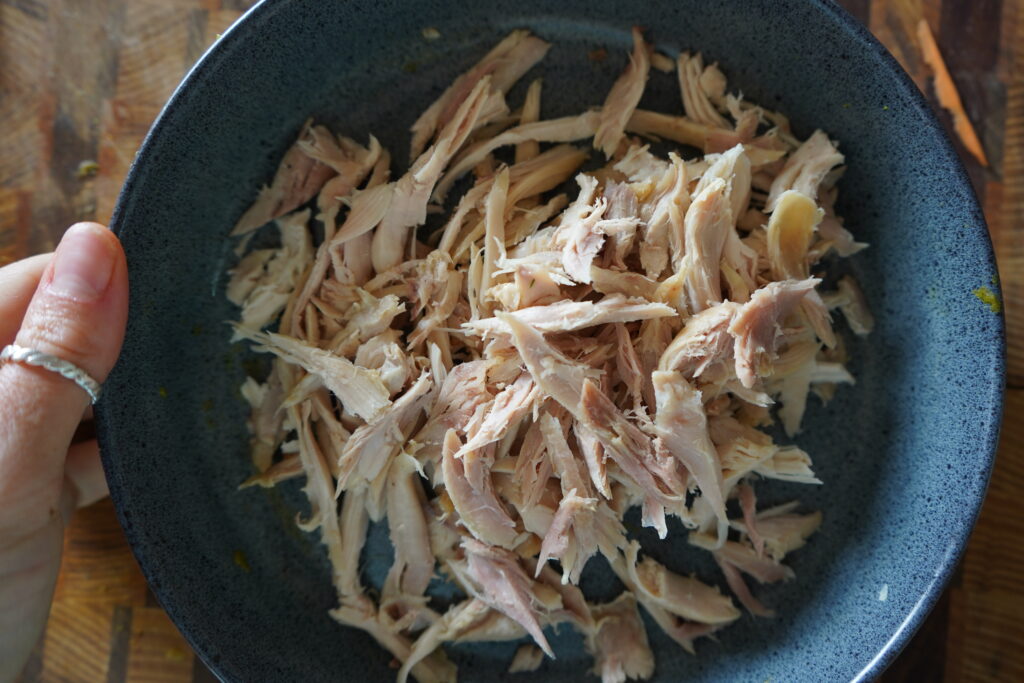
top-left (97, 0), bottom-right (1005, 680)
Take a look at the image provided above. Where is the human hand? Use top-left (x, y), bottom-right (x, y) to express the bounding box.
top-left (0, 223), bottom-right (128, 680)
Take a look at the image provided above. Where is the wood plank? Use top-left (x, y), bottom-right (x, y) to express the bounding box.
top-left (40, 602), bottom-right (114, 682)
top-left (960, 390), bottom-right (1024, 595)
top-left (946, 388), bottom-right (1024, 681)
top-left (995, 17), bottom-right (1024, 385)
top-left (95, 2), bottom-right (195, 222)
top-left (0, 0), bottom-right (49, 193)
top-left (54, 499), bottom-right (150, 607)
top-left (125, 607), bottom-right (196, 683)
top-left (27, 0), bottom-right (124, 252)
top-left (946, 588), bottom-right (1024, 682)
top-left (0, 187), bottom-right (31, 264)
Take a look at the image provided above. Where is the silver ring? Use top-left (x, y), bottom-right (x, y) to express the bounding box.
top-left (0, 343), bottom-right (102, 403)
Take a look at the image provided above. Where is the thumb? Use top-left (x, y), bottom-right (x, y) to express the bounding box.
top-left (0, 223), bottom-right (128, 518)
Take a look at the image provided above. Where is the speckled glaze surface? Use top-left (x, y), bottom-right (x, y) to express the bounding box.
top-left (96, 0), bottom-right (1004, 681)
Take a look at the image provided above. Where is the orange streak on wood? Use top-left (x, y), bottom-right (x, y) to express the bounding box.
top-left (916, 18), bottom-right (990, 166)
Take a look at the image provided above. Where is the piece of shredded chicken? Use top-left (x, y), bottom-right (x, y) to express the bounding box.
top-left (227, 27), bottom-right (869, 683)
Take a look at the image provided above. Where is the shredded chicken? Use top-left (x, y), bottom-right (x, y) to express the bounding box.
top-left (227, 28), bottom-right (868, 682)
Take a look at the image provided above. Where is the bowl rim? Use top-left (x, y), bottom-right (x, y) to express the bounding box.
top-left (97, 0), bottom-right (1007, 680)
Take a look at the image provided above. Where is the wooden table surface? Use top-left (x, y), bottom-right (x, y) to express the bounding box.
top-left (1, 0), bottom-right (1020, 680)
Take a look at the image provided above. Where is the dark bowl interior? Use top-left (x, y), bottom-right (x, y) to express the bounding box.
top-left (96, 0), bottom-right (1004, 681)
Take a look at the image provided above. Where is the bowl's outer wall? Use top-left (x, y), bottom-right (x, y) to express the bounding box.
top-left (97, 0), bottom-right (1004, 681)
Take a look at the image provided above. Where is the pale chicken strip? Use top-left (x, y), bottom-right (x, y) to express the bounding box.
top-left (590, 267), bottom-right (659, 301)
top-left (383, 453), bottom-right (436, 600)
top-left (658, 302), bottom-right (740, 377)
top-left (498, 312), bottom-right (599, 417)
top-left (575, 422), bottom-right (611, 499)
top-left (651, 371), bottom-right (728, 542)
top-left (643, 153), bottom-right (690, 277)
top-left (513, 420), bottom-right (552, 510)
top-left (509, 645), bottom-right (545, 673)
top-left (331, 598), bottom-right (455, 683)
top-left (340, 154), bottom-right (390, 286)
top-left (457, 374), bottom-right (539, 457)
top-left (728, 278), bottom-right (826, 388)
top-left (442, 430), bottom-right (520, 549)
top-left (435, 111), bottom-right (601, 201)
top-left (515, 79), bottom-right (544, 163)
top-left (595, 27), bottom-right (651, 157)
top-left (338, 488), bottom-right (369, 598)
top-left (413, 360), bottom-right (491, 476)
top-left (354, 333), bottom-right (412, 396)
top-left (231, 121), bottom-right (337, 236)
top-left (408, 251), bottom-right (465, 348)
top-left (397, 599), bottom-right (493, 683)
top-left (601, 180), bottom-right (641, 269)
top-left (691, 534), bottom-right (796, 584)
top-left (682, 178), bottom-right (731, 312)
top-left (694, 144), bottom-right (751, 228)
top-left (536, 414), bottom-right (624, 583)
top-left (586, 593), bottom-right (656, 683)
top-left (232, 210), bottom-right (314, 336)
top-left (233, 328), bottom-right (391, 421)
top-left (731, 509), bottom-right (823, 562)
top-left (373, 77), bottom-right (495, 272)
top-left (608, 552), bottom-right (721, 655)
top-left (626, 109), bottom-right (710, 149)
top-left (554, 174), bottom-right (611, 283)
top-left (716, 555), bottom-right (775, 618)
top-left (226, 249), bottom-right (274, 306)
top-left (465, 295), bottom-right (675, 336)
top-left (766, 130), bottom-right (844, 211)
top-left (329, 182), bottom-right (395, 248)
top-left (616, 324), bottom-right (644, 411)
top-left (761, 448), bottom-right (823, 485)
top-left (240, 371), bottom-right (285, 472)
top-left (440, 145), bottom-right (585, 256)
top-left (579, 380), bottom-right (685, 524)
top-left (480, 167), bottom-right (510, 314)
top-left (325, 288), bottom-right (405, 357)
top-left (335, 372), bottom-right (432, 498)
top-left (623, 542), bottom-right (740, 625)
top-left (291, 405), bottom-right (348, 598)
top-left (410, 30), bottom-right (550, 159)
top-left (678, 52), bottom-right (730, 129)
top-left (831, 275), bottom-right (875, 336)
top-left (766, 190), bottom-right (823, 280)
top-left (290, 143), bottom-right (384, 333)
top-left (447, 537), bottom-right (554, 657)
top-left (239, 452), bottom-right (303, 489)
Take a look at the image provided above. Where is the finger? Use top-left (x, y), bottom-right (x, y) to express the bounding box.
top-left (64, 440), bottom-right (109, 512)
top-left (0, 253), bottom-right (52, 345)
top-left (0, 223), bottom-right (128, 522)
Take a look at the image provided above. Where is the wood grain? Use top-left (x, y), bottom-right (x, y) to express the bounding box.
top-left (1, 0), bottom-right (1021, 681)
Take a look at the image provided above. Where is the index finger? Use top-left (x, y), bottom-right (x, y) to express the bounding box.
top-left (0, 253), bottom-right (52, 345)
